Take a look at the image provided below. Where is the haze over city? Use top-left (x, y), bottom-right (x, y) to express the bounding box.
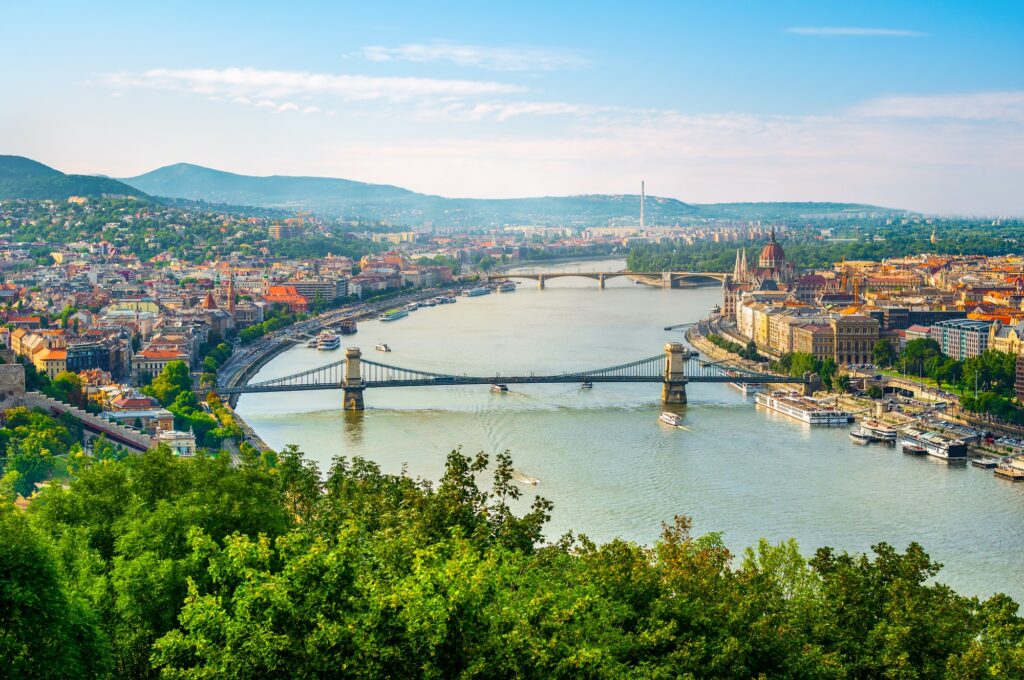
top-left (2, 0), bottom-right (1023, 214)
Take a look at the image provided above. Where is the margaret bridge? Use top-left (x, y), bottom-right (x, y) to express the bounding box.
top-left (218, 342), bottom-right (810, 410)
top-left (488, 271), bottom-right (729, 288)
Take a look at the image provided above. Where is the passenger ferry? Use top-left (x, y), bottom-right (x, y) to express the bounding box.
top-left (490, 383), bottom-right (509, 393)
top-left (497, 281), bottom-right (517, 292)
top-left (339, 320), bottom-right (357, 335)
top-left (462, 286), bottom-right (491, 297)
top-left (899, 427), bottom-right (968, 462)
top-left (659, 411), bottom-right (686, 427)
top-left (861, 419), bottom-right (897, 443)
top-left (375, 343), bottom-right (391, 352)
top-left (316, 331), bottom-right (340, 350)
top-left (379, 309), bottom-right (409, 322)
top-left (754, 391), bottom-right (854, 425)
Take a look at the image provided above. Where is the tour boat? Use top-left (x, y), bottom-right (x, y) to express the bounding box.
top-left (861, 419), bottom-right (897, 443)
top-left (316, 332), bottom-right (340, 350)
top-left (403, 302), bottom-right (419, 312)
top-left (659, 411), bottom-right (685, 427)
top-left (498, 281), bottom-right (517, 292)
top-left (462, 287), bottom-right (491, 297)
top-left (580, 381), bottom-right (593, 389)
top-left (754, 391), bottom-right (854, 425)
top-left (899, 427), bottom-right (967, 462)
top-left (491, 383), bottom-right (509, 393)
top-left (849, 427), bottom-right (873, 445)
top-left (379, 309), bottom-right (409, 322)
top-left (375, 343), bottom-right (391, 352)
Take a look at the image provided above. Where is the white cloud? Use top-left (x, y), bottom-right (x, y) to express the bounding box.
top-left (101, 67), bottom-right (524, 103)
top-left (302, 106), bottom-right (321, 115)
top-left (852, 91), bottom-right (1024, 122)
top-left (362, 41), bottom-right (590, 71)
top-left (787, 27), bottom-right (925, 37)
top-left (276, 102), bottom-right (299, 113)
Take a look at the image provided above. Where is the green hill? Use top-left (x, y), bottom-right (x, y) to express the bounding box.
top-left (0, 155), bottom-right (147, 200)
top-left (122, 163), bottom-right (700, 227)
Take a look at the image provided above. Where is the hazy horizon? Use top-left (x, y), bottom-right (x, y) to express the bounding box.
top-left (2, 0), bottom-right (1022, 215)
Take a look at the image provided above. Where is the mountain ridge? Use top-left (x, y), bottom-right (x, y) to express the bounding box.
top-left (0, 155), bottom-right (147, 201)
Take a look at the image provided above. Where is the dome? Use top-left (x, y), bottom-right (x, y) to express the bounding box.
top-left (758, 230), bottom-right (785, 269)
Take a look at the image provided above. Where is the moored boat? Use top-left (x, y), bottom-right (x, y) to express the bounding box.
top-left (994, 459), bottom-right (1024, 481)
top-left (316, 331), bottom-right (340, 350)
top-left (861, 419), bottom-right (897, 443)
top-left (754, 391), bottom-right (854, 425)
top-left (379, 309), bottom-right (409, 322)
top-left (899, 427), bottom-right (967, 462)
top-left (339, 320), bottom-right (357, 335)
top-left (462, 287), bottom-right (491, 297)
top-left (498, 281), bottom-right (516, 292)
top-left (849, 427), bottom-right (873, 445)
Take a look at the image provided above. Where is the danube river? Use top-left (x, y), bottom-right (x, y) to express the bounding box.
top-left (237, 259), bottom-right (1024, 602)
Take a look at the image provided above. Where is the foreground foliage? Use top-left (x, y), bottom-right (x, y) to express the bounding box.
top-left (2, 446), bottom-right (1023, 678)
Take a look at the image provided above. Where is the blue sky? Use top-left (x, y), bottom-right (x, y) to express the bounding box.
top-left (2, 0), bottom-right (1023, 214)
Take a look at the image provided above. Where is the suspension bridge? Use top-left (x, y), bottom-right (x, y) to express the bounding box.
top-left (218, 342), bottom-right (810, 410)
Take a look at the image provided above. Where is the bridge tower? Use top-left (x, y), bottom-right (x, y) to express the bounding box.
top-left (343, 347), bottom-right (365, 410)
top-left (538, 275), bottom-right (545, 289)
top-left (661, 342), bottom-right (688, 404)
top-left (598, 273), bottom-right (606, 289)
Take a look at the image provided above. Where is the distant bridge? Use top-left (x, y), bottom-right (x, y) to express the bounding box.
top-left (219, 343), bottom-right (808, 410)
top-left (490, 270), bottom-right (728, 288)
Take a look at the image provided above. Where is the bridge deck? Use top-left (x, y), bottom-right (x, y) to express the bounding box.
top-left (222, 373), bottom-right (804, 394)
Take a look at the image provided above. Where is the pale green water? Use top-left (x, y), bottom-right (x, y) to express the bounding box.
top-left (238, 259), bottom-right (1024, 602)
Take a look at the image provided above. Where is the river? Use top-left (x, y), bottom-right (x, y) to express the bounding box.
top-left (237, 259), bottom-right (1024, 602)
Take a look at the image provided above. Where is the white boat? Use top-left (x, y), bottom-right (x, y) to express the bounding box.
top-left (861, 419), bottom-right (897, 443)
top-left (498, 281), bottom-right (516, 292)
top-left (490, 383), bottom-right (509, 393)
top-left (379, 309), bottom-right (409, 322)
top-left (899, 427), bottom-right (967, 462)
top-left (727, 382), bottom-right (761, 395)
top-left (375, 343), bottom-right (391, 352)
top-left (316, 331), bottom-right (340, 350)
top-left (849, 427), bottom-right (873, 445)
top-left (403, 302), bottom-right (419, 311)
top-left (659, 411), bottom-right (688, 428)
top-left (462, 287), bottom-right (491, 297)
top-left (580, 381), bottom-right (593, 389)
top-left (306, 339), bottom-right (318, 348)
top-left (754, 391), bottom-right (853, 425)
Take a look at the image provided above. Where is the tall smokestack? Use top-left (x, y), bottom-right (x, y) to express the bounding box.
top-left (640, 180), bottom-right (645, 229)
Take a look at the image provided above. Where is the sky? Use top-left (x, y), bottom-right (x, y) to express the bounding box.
top-left (2, 0), bottom-right (1023, 215)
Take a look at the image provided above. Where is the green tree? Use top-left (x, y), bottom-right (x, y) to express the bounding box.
top-left (873, 338), bottom-right (897, 368)
top-left (143, 360), bottom-right (192, 406)
top-left (0, 505), bottom-right (110, 677)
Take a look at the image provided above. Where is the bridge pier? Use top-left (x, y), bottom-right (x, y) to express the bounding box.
top-left (538, 275), bottom-right (545, 289)
top-left (343, 347), bottom-right (365, 411)
top-left (598, 274), bottom-right (606, 289)
top-left (661, 342), bottom-right (688, 404)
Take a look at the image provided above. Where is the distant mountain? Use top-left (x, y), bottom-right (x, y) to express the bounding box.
top-left (0, 155), bottom-right (147, 200)
top-left (122, 163), bottom-right (701, 227)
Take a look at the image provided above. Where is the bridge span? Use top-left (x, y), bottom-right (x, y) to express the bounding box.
top-left (219, 342), bottom-right (808, 410)
top-left (490, 270), bottom-right (728, 288)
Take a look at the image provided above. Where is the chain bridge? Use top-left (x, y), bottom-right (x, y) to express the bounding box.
top-left (219, 343), bottom-right (809, 410)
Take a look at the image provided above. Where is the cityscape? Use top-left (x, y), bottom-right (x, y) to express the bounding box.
top-left (4, 1), bottom-right (1024, 677)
